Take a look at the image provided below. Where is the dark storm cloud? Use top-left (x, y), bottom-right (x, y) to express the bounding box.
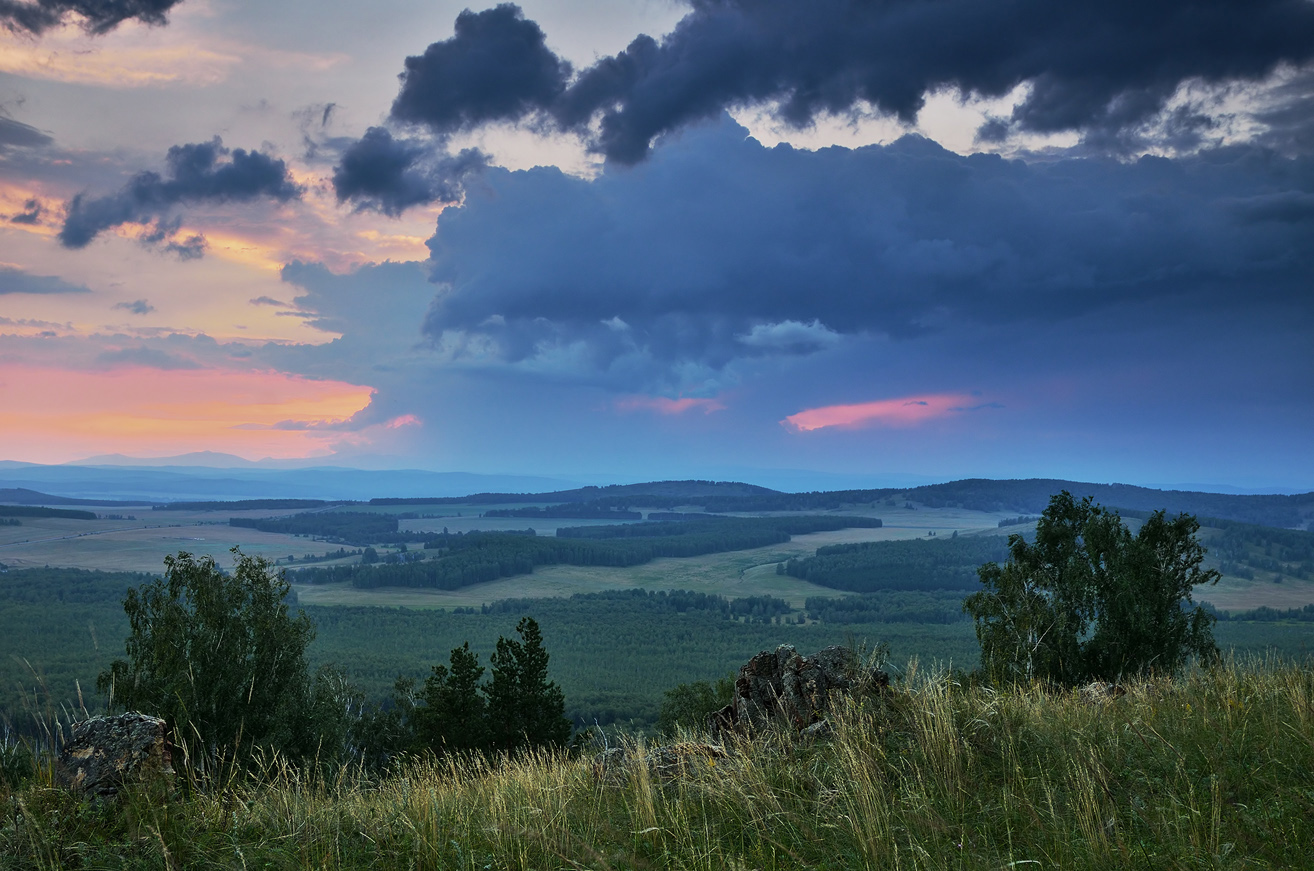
top-left (0, 0), bottom-right (182, 36)
top-left (58, 137), bottom-right (301, 250)
top-left (331, 127), bottom-right (487, 215)
top-left (0, 265), bottom-right (90, 295)
top-left (380, 0), bottom-right (1314, 164)
top-left (0, 116), bottom-right (54, 150)
top-left (390, 3), bottom-right (570, 133)
top-left (418, 117), bottom-right (1313, 391)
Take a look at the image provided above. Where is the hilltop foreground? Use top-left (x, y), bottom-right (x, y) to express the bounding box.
top-left (4, 658), bottom-right (1310, 870)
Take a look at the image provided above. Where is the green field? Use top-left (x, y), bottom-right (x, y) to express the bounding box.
top-left (3, 495), bottom-right (1313, 733)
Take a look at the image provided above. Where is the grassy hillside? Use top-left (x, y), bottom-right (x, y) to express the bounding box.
top-left (5, 659), bottom-right (1311, 869)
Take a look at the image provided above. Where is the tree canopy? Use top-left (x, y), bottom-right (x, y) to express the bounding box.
top-left (963, 492), bottom-right (1219, 684)
top-left (97, 549), bottom-right (326, 764)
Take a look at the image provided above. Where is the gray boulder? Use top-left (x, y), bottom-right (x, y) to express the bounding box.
top-left (710, 644), bottom-right (887, 736)
top-left (58, 712), bottom-right (173, 799)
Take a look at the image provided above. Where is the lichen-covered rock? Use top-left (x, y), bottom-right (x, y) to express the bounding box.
top-left (58, 712), bottom-right (173, 799)
top-left (710, 644), bottom-right (888, 736)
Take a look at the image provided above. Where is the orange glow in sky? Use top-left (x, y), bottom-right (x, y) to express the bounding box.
top-left (0, 364), bottom-right (374, 463)
top-left (783, 393), bottom-right (979, 432)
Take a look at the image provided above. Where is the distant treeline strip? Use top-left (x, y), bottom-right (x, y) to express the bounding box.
top-left (783, 536), bottom-right (1010, 593)
top-left (292, 516), bottom-right (880, 590)
top-left (161, 499), bottom-right (344, 511)
top-left (557, 515), bottom-right (881, 539)
top-left (0, 505), bottom-right (96, 520)
top-left (484, 505), bottom-right (642, 520)
top-left (805, 592), bottom-right (973, 625)
top-left (230, 511), bottom-right (401, 544)
top-left (1208, 603), bottom-right (1314, 622)
top-left (470, 588), bottom-right (794, 622)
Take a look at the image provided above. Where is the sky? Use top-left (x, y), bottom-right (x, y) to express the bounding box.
top-left (1, 0), bottom-right (1312, 491)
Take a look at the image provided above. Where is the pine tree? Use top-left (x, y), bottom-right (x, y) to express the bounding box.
top-left (485, 617), bottom-right (571, 752)
top-left (414, 642), bottom-right (488, 754)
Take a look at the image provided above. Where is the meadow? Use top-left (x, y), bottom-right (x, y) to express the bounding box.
top-left (4, 658), bottom-right (1312, 870)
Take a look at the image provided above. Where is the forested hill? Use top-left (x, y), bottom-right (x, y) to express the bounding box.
top-left (0, 487), bottom-right (150, 507)
top-left (369, 480), bottom-right (778, 506)
top-left (900, 480), bottom-right (1314, 529)
top-left (375, 478), bottom-right (1312, 530)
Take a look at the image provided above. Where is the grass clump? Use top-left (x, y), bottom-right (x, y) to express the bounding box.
top-left (4, 657), bottom-right (1312, 869)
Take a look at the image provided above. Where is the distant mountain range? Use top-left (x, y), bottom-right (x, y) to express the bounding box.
top-left (0, 461), bottom-right (585, 504)
top-left (2, 464), bottom-right (1310, 530)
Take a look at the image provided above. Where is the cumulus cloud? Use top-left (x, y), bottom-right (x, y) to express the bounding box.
top-left (737, 319), bottom-right (842, 354)
top-left (331, 127), bottom-right (487, 215)
top-left (415, 116), bottom-right (1313, 393)
top-left (0, 0), bottom-right (182, 36)
top-left (59, 137), bottom-right (302, 251)
top-left (357, 0), bottom-right (1314, 170)
top-left (390, 4), bottom-right (570, 134)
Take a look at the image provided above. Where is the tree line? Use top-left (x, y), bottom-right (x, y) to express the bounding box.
top-left (0, 505), bottom-right (96, 520)
top-left (782, 535), bottom-right (1009, 592)
top-left (484, 504), bottom-right (643, 520)
top-left (98, 551), bottom-right (572, 772)
top-left (290, 517), bottom-right (882, 590)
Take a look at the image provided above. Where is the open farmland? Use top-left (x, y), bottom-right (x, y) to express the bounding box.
top-left (292, 503), bottom-right (1014, 608)
top-left (4, 497), bottom-right (1312, 613)
top-left (0, 506), bottom-right (358, 573)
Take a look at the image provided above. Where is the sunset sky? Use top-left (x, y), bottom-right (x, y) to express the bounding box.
top-left (2, 0), bottom-right (1312, 490)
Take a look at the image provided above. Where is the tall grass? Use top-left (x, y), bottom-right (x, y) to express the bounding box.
top-left (4, 656), bottom-right (1312, 869)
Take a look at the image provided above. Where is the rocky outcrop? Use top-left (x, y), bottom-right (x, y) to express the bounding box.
top-left (710, 644), bottom-right (887, 736)
top-left (58, 712), bottom-right (173, 799)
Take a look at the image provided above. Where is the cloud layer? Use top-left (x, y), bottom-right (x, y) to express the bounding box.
top-left (361, 0), bottom-right (1314, 170)
top-left (416, 117), bottom-right (1313, 393)
top-left (59, 137), bottom-right (302, 253)
top-left (0, 0), bottom-right (183, 36)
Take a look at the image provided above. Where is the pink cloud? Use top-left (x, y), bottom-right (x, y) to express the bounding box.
top-left (385, 414), bottom-right (421, 429)
top-left (783, 393), bottom-right (987, 432)
top-left (615, 395), bottom-right (726, 416)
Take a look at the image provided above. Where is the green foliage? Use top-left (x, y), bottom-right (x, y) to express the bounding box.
top-left (485, 618), bottom-right (572, 753)
top-left (805, 591), bottom-right (973, 624)
top-left (414, 642), bottom-right (487, 755)
top-left (656, 677), bottom-right (734, 736)
top-left (6, 662), bottom-right (1314, 869)
top-left (964, 492), bottom-right (1220, 684)
top-left (557, 514), bottom-right (882, 539)
top-left (157, 499), bottom-right (334, 511)
top-left (97, 549), bottom-right (326, 763)
top-left (784, 535), bottom-right (1009, 592)
top-left (230, 511), bottom-right (400, 544)
top-left (294, 516), bottom-right (881, 591)
top-left (0, 730), bottom-right (33, 789)
top-left (486, 503), bottom-right (642, 519)
top-left (0, 505), bottom-right (95, 520)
